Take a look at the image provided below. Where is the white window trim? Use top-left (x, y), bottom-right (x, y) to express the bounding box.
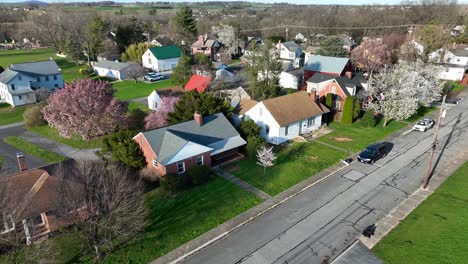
top-left (177, 162), bottom-right (185, 174)
top-left (152, 159), bottom-right (158, 167)
top-left (196, 156), bottom-right (204, 166)
top-left (1, 214), bottom-right (15, 234)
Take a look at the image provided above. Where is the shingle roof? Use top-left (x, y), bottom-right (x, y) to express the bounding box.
top-left (262, 91), bottom-right (329, 127)
top-left (307, 72), bottom-right (337, 83)
top-left (0, 68), bottom-right (19, 84)
top-left (9, 60), bottom-right (61, 76)
top-left (94, 60), bottom-right (134, 71)
top-left (148, 45), bottom-right (181, 60)
top-left (448, 48), bottom-right (468, 57)
top-left (304, 55), bottom-right (350, 74)
top-left (185, 75), bottom-right (212, 93)
top-left (141, 113), bottom-right (245, 165)
top-left (238, 99), bottom-right (258, 115)
top-left (307, 72), bottom-right (366, 97)
top-left (282, 41), bottom-right (301, 52)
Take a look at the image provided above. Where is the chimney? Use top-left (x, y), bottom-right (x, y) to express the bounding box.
top-left (310, 90), bottom-right (317, 103)
top-left (17, 152), bottom-right (27, 172)
top-left (199, 34), bottom-right (205, 44)
top-left (345, 71), bottom-right (352, 79)
top-left (194, 111), bottom-right (203, 126)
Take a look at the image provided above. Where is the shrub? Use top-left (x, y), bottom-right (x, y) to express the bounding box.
top-left (99, 130), bottom-right (146, 169)
top-left (353, 99), bottom-right (361, 120)
top-left (246, 136), bottom-right (266, 159)
top-left (79, 67), bottom-right (93, 76)
top-left (341, 96), bottom-right (354, 124)
top-left (444, 80), bottom-right (464, 93)
top-left (128, 108), bottom-right (147, 130)
top-left (140, 167), bottom-right (159, 183)
top-left (238, 119), bottom-right (262, 139)
top-left (160, 173), bottom-right (189, 194)
top-left (23, 104), bottom-right (47, 128)
top-left (325, 93), bottom-right (333, 109)
top-left (361, 111), bottom-right (376, 127)
top-left (189, 165), bottom-right (214, 185)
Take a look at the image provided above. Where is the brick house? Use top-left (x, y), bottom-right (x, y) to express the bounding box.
top-left (303, 55), bottom-right (353, 85)
top-left (191, 34), bottom-right (222, 61)
top-left (306, 72), bottom-right (367, 120)
top-left (134, 113), bottom-right (246, 176)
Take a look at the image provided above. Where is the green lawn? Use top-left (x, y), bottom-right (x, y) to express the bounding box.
top-left (28, 125), bottom-right (103, 149)
top-left (0, 103), bottom-right (26, 125)
top-left (3, 136), bottom-right (66, 163)
top-left (373, 162), bottom-right (468, 264)
top-left (47, 177), bottom-right (262, 263)
top-left (445, 80), bottom-right (465, 92)
top-left (127, 102), bottom-right (150, 113)
top-left (406, 106), bottom-right (437, 123)
top-left (226, 141), bottom-right (348, 196)
top-left (317, 120), bottom-right (408, 153)
top-left (0, 155), bottom-right (3, 169)
top-left (113, 79), bottom-right (176, 100)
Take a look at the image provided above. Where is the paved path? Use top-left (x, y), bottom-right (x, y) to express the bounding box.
top-left (214, 167), bottom-right (271, 200)
top-left (0, 121), bottom-right (25, 130)
top-left (20, 131), bottom-right (100, 160)
top-left (153, 91), bottom-right (468, 264)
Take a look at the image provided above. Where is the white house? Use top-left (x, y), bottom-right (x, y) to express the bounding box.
top-left (277, 41), bottom-right (303, 68)
top-left (295, 33), bottom-right (307, 42)
top-left (142, 45), bottom-right (181, 72)
top-left (147, 86), bottom-right (184, 111)
top-left (244, 91), bottom-right (329, 145)
top-left (279, 69), bottom-right (303, 90)
top-left (429, 48), bottom-right (468, 81)
top-left (93, 61), bottom-right (138, 80)
top-left (0, 60), bottom-right (64, 107)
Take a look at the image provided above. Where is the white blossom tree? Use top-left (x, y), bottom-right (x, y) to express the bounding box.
top-left (256, 145), bottom-right (277, 175)
top-left (367, 61), bottom-right (444, 127)
top-left (211, 23), bottom-right (238, 56)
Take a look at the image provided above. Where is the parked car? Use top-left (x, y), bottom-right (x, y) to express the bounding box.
top-left (357, 143), bottom-right (390, 164)
top-left (144, 72), bottom-right (164, 82)
top-left (413, 118), bottom-right (435, 132)
top-left (445, 97), bottom-right (463, 105)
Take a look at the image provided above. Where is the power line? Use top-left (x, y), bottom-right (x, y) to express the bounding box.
top-left (239, 24), bottom-right (423, 32)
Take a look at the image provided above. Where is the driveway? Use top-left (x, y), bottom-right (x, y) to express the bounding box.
top-left (178, 96), bottom-right (468, 264)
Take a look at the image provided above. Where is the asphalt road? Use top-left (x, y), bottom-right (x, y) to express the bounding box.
top-left (0, 123), bottom-right (48, 174)
top-left (181, 97), bottom-right (468, 264)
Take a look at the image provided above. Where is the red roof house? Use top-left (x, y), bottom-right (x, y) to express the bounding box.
top-left (185, 75), bottom-right (212, 93)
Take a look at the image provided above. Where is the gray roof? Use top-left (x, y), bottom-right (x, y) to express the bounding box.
top-left (0, 69), bottom-right (19, 84)
top-left (141, 113), bottom-right (245, 165)
top-left (448, 48), bottom-right (468, 57)
top-left (94, 60), bottom-right (134, 71)
top-left (331, 240), bottom-right (384, 264)
top-left (304, 55), bottom-right (350, 74)
top-left (10, 60), bottom-right (61, 76)
top-left (342, 36), bottom-right (357, 47)
top-left (307, 72), bottom-right (337, 83)
top-left (307, 72), bottom-right (366, 97)
top-left (282, 41), bottom-right (301, 52)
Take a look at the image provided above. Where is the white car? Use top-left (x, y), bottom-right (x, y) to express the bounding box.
top-left (413, 118), bottom-right (435, 132)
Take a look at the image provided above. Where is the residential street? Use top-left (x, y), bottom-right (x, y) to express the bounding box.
top-left (180, 96), bottom-right (468, 264)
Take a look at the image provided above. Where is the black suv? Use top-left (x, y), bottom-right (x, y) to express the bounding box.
top-left (357, 143), bottom-right (390, 164)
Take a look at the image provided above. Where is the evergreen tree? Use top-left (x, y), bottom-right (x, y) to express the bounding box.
top-left (341, 96), bottom-right (354, 124)
top-left (121, 43), bottom-right (152, 64)
top-left (115, 17), bottom-right (145, 51)
top-left (316, 36), bottom-right (348, 57)
top-left (353, 99), bottom-right (361, 120)
top-left (0, 66), bottom-right (4, 74)
top-left (98, 130), bottom-right (146, 170)
top-left (167, 91), bottom-right (232, 125)
top-left (325, 93), bottom-right (333, 109)
top-left (64, 35), bottom-right (82, 65)
top-left (174, 5), bottom-right (197, 41)
top-left (170, 52), bottom-right (192, 86)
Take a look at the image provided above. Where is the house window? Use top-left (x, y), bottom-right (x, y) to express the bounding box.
top-left (265, 125), bottom-right (270, 135)
top-left (54, 84), bottom-right (58, 88)
top-left (18, 76), bottom-right (22, 81)
top-left (18, 95), bottom-right (22, 100)
top-left (152, 159), bottom-right (158, 167)
top-left (53, 75), bottom-right (57, 80)
top-left (11, 84), bottom-right (15, 90)
top-left (37, 77), bottom-right (40, 82)
top-left (289, 52), bottom-right (295, 58)
top-left (331, 86), bottom-right (336, 94)
top-left (259, 107), bottom-right (263, 116)
top-left (45, 76), bottom-right (49, 81)
top-left (1, 214), bottom-right (15, 234)
top-left (307, 117), bottom-right (315, 127)
top-left (336, 102), bottom-right (342, 110)
top-left (148, 57), bottom-right (151, 65)
top-left (177, 162), bottom-right (185, 174)
top-left (30, 214), bottom-right (45, 226)
top-left (196, 156), bottom-right (203, 166)
top-left (285, 125), bottom-right (289, 136)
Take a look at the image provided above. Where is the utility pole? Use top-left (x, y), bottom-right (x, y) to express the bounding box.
top-left (422, 95), bottom-right (446, 189)
top-left (285, 27), bottom-right (289, 41)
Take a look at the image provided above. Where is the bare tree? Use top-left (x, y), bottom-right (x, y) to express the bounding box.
top-left (127, 64), bottom-right (146, 83)
top-left (57, 161), bottom-right (147, 261)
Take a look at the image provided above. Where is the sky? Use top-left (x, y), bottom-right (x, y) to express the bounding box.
top-left (1, 0), bottom-right (468, 4)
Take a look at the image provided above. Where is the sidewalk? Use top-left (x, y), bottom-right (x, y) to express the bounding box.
top-left (0, 121), bottom-right (24, 130)
top-left (151, 159), bottom-right (350, 264)
top-left (20, 131), bottom-right (100, 160)
top-left (214, 167), bottom-right (271, 200)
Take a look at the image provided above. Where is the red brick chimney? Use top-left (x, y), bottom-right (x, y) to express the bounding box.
top-left (345, 71), bottom-right (352, 79)
top-left (310, 90), bottom-right (317, 103)
top-left (17, 152), bottom-right (27, 172)
top-left (194, 111), bottom-right (203, 126)
top-left (199, 35), bottom-right (205, 45)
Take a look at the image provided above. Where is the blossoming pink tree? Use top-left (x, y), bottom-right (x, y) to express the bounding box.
top-left (144, 96), bottom-right (180, 130)
top-left (42, 79), bottom-right (128, 140)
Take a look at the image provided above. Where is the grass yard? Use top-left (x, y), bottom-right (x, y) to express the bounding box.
top-left (4, 136), bottom-right (66, 163)
top-left (226, 141), bottom-right (348, 196)
top-left (28, 125), bottom-right (103, 149)
top-left (0, 155), bottom-right (3, 169)
top-left (406, 106), bottom-right (437, 123)
top-left (42, 177), bottom-right (261, 263)
top-left (317, 119), bottom-right (407, 153)
top-left (127, 102), bottom-right (150, 113)
top-left (373, 162), bottom-right (468, 264)
top-left (0, 103), bottom-right (26, 125)
top-left (113, 79), bottom-right (175, 100)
